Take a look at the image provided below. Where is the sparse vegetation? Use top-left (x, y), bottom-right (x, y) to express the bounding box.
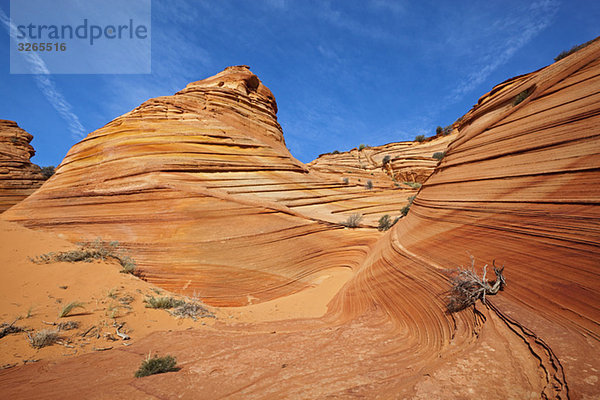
top-left (0, 321), bottom-right (24, 339)
top-left (446, 258), bottom-right (506, 313)
top-left (403, 181), bottom-right (422, 189)
top-left (31, 238), bottom-right (137, 275)
top-left (342, 177), bottom-right (349, 185)
top-left (436, 126), bottom-right (443, 135)
top-left (358, 144), bottom-right (366, 151)
top-left (382, 155), bottom-right (391, 166)
top-left (378, 215), bottom-right (392, 231)
top-left (57, 321), bottom-right (80, 331)
top-left (332, 150), bottom-right (340, 154)
top-left (432, 151), bottom-right (445, 161)
top-left (341, 213), bottom-right (363, 228)
top-left (169, 301), bottom-right (214, 320)
top-left (59, 301), bottom-right (85, 318)
top-left (513, 88), bottom-right (533, 106)
top-left (414, 134), bottom-right (426, 143)
top-left (365, 180), bottom-right (373, 190)
top-left (27, 329), bottom-right (59, 349)
top-left (144, 296), bottom-right (185, 309)
top-left (554, 39), bottom-right (595, 62)
top-left (135, 354), bottom-right (179, 378)
top-left (400, 195), bottom-right (415, 216)
top-left (442, 125), bottom-right (452, 136)
top-left (40, 166), bottom-right (55, 179)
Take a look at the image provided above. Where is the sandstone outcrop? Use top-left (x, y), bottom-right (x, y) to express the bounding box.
top-left (1, 39), bottom-right (599, 399)
top-left (0, 120), bottom-right (45, 212)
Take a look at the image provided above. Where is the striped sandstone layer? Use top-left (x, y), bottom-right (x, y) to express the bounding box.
top-left (0, 120), bottom-right (45, 212)
top-left (1, 38), bottom-right (599, 399)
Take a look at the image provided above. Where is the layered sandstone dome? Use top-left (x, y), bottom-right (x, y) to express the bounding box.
top-left (1, 40), bottom-right (599, 398)
top-left (0, 120), bottom-right (45, 212)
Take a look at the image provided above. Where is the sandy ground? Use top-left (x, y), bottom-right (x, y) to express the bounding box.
top-left (0, 220), bottom-right (351, 369)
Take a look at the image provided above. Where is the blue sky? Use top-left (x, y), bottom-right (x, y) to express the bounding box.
top-left (0, 0), bottom-right (598, 167)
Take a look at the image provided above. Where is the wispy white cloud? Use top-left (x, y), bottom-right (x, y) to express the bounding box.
top-left (448, 0), bottom-right (560, 101)
top-left (0, 8), bottom-right (86, 140)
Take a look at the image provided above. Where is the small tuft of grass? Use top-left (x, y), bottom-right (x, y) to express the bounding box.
top-left (135, 354), bottom-right (179, 378)
top-left (27, 329), bottom-right (59, 349)
top-left (59, 301), bottom-right (85, 318)
top-left (144, 296), bottom-right (185, 309)
top-left (341, 213), bottom-right (363, 228)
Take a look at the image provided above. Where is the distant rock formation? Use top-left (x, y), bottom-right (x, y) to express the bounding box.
top-left (0, 120), bottom-right (45, 212)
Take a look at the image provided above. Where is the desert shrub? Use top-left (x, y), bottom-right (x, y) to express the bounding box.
top-left (400, 195), bottom-right (415, 216)
top-left (403, 181), bottom-right (422, 189)
top-left (513, 88), bottom-right (533, 106)
top-left (144, 296), bottom-right (185, 309)
top-left (341, 213), bottom-right (363, 228)
top-left (59, 301), bottom-right (85, 318)
top-left (358, 144), bottom-right (366, 151)
top-left (365, 180), bottom-right (373, 190)
top-left (40, 166), bottom-right (55, 179)
top-left (414, 135), bottom-right (426, 143)
top-left (27, 329), bottom-right (59, 349)
top-left (332, 150), bottom-right (340, 154)
top-left (446, 258), bottom-right (506, 313)
top-left (436, 126), bottom-right (443, 135)
top-left (169, 301), bottom-right (214, 320)
top-left (0, 322), bottom-right (24, 339)
top-left (135, 355), bottom-right (179, 378)
top-left (378, 215), bottom-right (392, 231)
top-left (554, 39), bottom-right (594, 62)
top-left (342, 177), bottom-right (349, 185)
top-left (57, 321), bottom-right (80, 331)
top-left (382, 155), bottom-right (391, 166)
top-left (442, 125), bottom-right (452, 135)
top-left (31, 238), bottom-right (137, 275)
top-left (432, 152), bottom-right (445, 161)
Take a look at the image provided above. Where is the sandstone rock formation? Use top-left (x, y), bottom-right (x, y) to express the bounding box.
top-left (0, 120), bottom-right (45, 212)
top-left (1, 39), bottom-right (599, 399)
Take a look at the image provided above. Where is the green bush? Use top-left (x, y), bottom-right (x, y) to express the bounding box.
top-left (414, 135), bottom-right (426, 143)
top-left (403, 181), bottom-right (422, 189)
top-left (436, 126), bottom-right (443, 135)
top-left (332, 150), bottom-right (340, 154)
top-left (432, 152), bottom-right (445, 161)
top-left (341, 213), bottom-right (363, 228)
top-left (378, 215), bottom-right (392, 231)
top-left (135, 355), bottom-right (179, 378)
top-left (442, 125), bottom-right (452, 136)
top-left (513, 88), bottom-right (533, 106)
top-left (400, 195), bottom-right (416, 216)
top-left (554, 39), bottom-right (594, 62)
top-left (382, 155), bottom-right (391, 165)
top-left (40, 166), bottom-right (55, 179)
top-left (358, 144), bottom-right (366, 151)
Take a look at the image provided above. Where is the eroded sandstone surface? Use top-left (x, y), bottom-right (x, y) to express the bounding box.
top-left (0, 120), bottom-right (45, 212)
top-left (1, 38), bottom-right (599, 399)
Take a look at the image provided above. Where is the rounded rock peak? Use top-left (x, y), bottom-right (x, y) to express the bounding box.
top-left (184, 65), bottom-right (278, 114)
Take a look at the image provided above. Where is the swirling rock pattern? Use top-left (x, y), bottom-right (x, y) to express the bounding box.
top-left (1, 38), bottom-right (600, 398)
top-left (0, 120), bottom-right (45, 212)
